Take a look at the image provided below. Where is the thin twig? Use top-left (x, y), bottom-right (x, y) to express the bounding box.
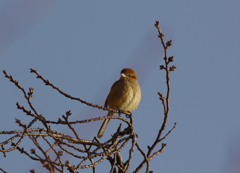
top-left (134, 20), bottom-right (177, 173)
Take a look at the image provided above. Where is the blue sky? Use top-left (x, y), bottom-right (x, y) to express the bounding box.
top-left (1, 1), bottom-right (240, 173)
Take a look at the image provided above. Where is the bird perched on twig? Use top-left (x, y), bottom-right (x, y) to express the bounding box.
top-left (97, 68), bottom-right (141, 138)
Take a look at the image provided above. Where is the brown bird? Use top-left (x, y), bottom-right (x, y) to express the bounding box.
top-left (97, 68), bottom-right (141, 138)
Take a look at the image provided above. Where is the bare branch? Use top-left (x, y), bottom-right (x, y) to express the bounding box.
top-left (1, 21), bottom-right (177, 173)
top-left (134, 20), bottom-right (177, 173)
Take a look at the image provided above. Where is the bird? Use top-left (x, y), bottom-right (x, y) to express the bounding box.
top-left (97, 68), bottom-right (141, 138)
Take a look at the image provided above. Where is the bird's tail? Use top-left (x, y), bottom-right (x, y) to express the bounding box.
top-left (97, 111), bottom-right (114, 138)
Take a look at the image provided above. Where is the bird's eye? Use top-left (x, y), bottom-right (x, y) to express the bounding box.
top-left (128, 74), bottom-right (132, 77)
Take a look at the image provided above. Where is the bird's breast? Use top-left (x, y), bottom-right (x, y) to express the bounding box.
top-left (107, 79), bottom-right (141, 112)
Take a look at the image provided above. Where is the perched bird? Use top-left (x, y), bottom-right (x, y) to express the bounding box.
top-left (97, 68), bottom-right (141, 138)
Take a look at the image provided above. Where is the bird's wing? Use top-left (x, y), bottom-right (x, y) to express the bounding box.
top-left (104, 95), bottom-right (109, 107)
top-left (104, 80), bottom-right (120, 107)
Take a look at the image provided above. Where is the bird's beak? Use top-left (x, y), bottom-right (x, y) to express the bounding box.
top-left (121, 73), bottom-right (126, 78)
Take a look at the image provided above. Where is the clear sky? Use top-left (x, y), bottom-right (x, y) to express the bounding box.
top-left (1, 1), bottom-right (240, 173)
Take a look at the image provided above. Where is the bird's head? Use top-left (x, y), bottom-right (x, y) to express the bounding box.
top-left (120, 68), bottom-right (138, 80)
